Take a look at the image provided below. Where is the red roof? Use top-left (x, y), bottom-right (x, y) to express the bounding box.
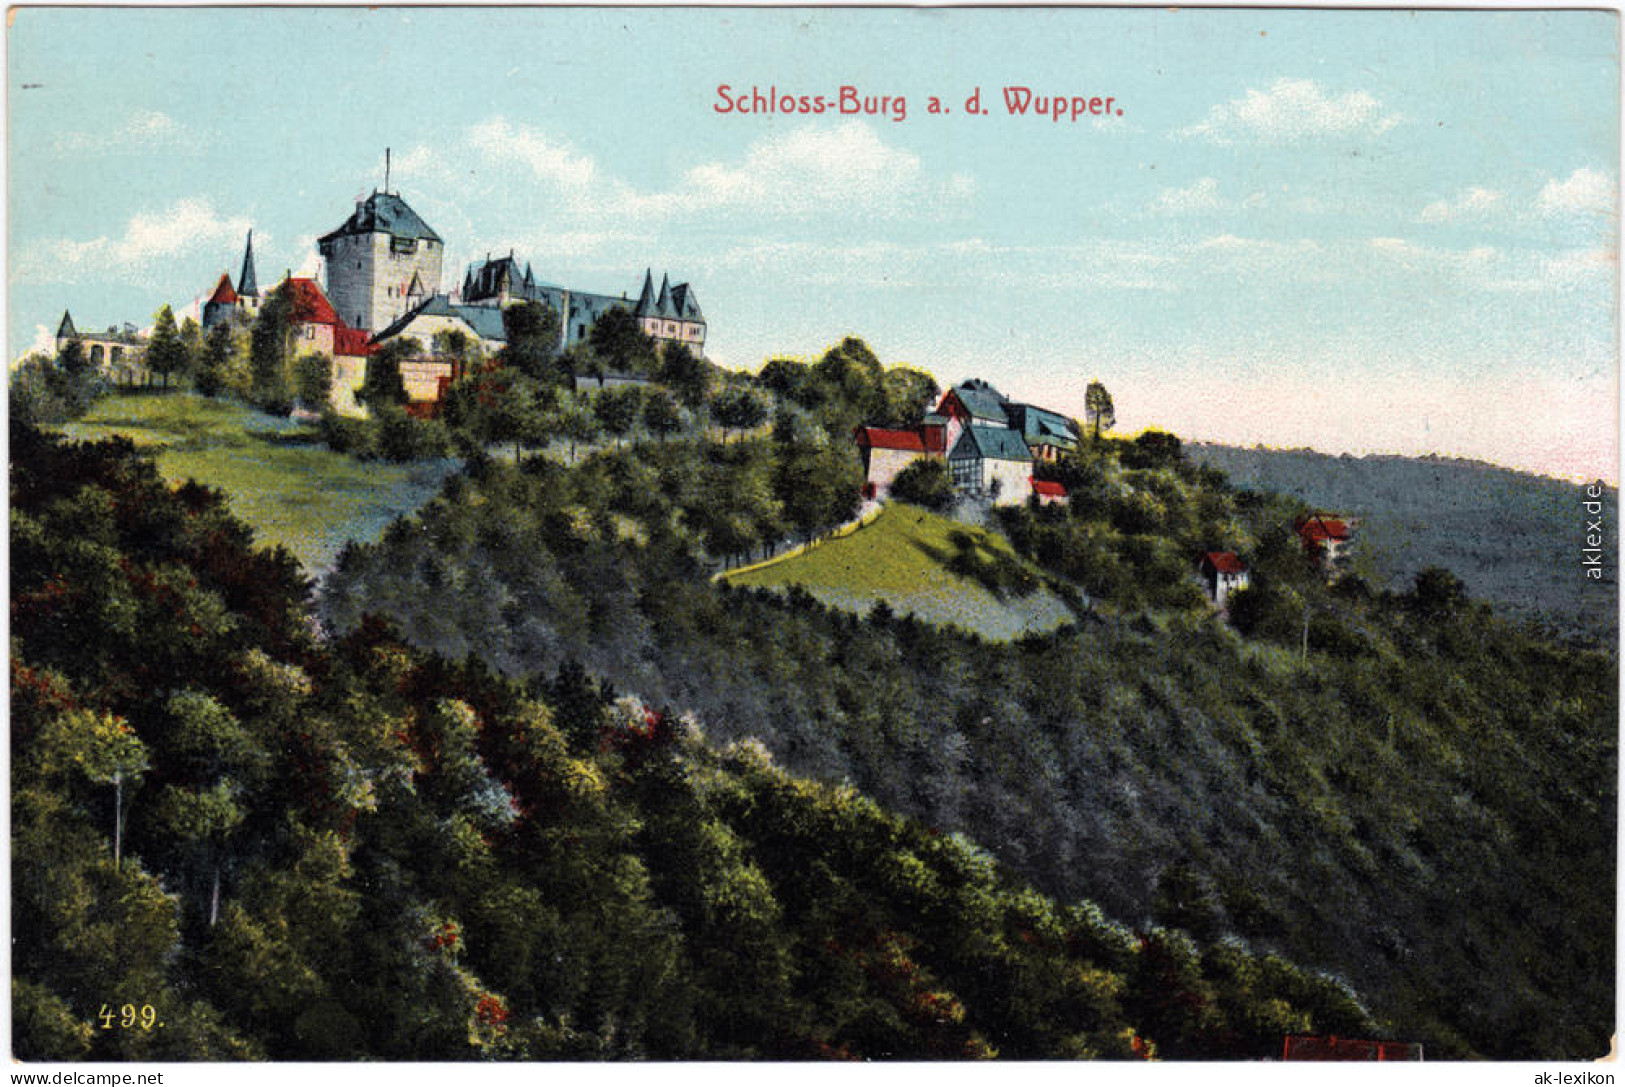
top-left (207, 273), bottom-right (238, 306)
top-left (1295, 514), bottom-right (1351, 541)
top-left (1031, 479), bottom-right (1067, 498)
top-left (856, 426), bottom-right (926, 453)
top-left (283, 278), bottom-right (339, 327)
top-left (1203, 551), bottom-right (1246, 574)
top-left (333, 324), bottom-right (374, 357)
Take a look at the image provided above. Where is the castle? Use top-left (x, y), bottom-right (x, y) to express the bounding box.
top-left (198, 185), bottom-right (707, 414)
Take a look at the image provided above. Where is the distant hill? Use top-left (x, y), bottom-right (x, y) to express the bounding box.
top-left (722, 503), bottom-right (1080, 641)
top-left (1186, 444), bottom-right (1617, 645)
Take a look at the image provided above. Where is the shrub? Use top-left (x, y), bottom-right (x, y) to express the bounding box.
top-left (889, 458), bottom-right (955, 511)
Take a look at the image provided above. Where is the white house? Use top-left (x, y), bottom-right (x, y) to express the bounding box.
top-left (1200, 551), bottom-right (1250, 607)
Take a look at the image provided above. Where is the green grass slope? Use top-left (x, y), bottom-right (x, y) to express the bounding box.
top-left (56, 393), bottom-right (454, 575)
top-left (722, 503), bottom-right (1079, 640)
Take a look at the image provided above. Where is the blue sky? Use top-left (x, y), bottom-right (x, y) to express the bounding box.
top-left (8, 7), bottom-right (1618, 479)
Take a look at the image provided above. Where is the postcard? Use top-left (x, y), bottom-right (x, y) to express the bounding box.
top-left (8, 4), bottom-right (1618, 1077)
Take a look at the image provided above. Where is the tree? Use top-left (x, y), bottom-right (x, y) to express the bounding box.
top-left (712, 385), bottom-right (770, 441)
top-left (249, 287), bottom-right (295, 414)
top-left (641, 388), bottom-right (686, 441)
top-left (196, 322), bottom-right (247, 398)
top-left (593, 386), bottom-right (643, 448)
top-left (293, 352), bottom-right (334, 411)
top-left (1411, 566), bottom-right (1468, 621)
top-left (550, 392), bottom-right (599, 462)
top-left (362, 337), bottom-right (418, 411)
top-left (1084, 380), bottom-right (1115, 441)
top-left (588, 307), bottom-right (658, 376)
top-left (146, 305), bottom-right (188, 389)
top-left (443, 368), bottom-right (546, 463)
top-left (888, 457), bottom-right (955, 511)
top-left (500, 301), bottom-right (563, 384)
top-left (658, 342), bottom-right (712, 410)
top-left (880, 367), bottom-right (940, 428)
top-left (179, 316), bottom-right (203, 382)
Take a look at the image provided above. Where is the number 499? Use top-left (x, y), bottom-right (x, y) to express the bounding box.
top-left (97, 1003), bottom-right (158, 1030)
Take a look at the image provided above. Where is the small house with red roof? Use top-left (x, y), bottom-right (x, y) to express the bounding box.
top-left (856, 426), bottom-right (930, 499)
top-left (1199, 551), bottom-right (1250, 607)
top-left (1294, 513), bottom-right (1356, 571)
top-left (1032, 479), bottom-right (1068, 507)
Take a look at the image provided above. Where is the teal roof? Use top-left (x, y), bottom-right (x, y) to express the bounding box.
top-left (1011, 404), bottom-right (1080, 447)
top-left (319, 191), bottom-right (442, 245)
top-left (949, 425), bottom-right (1032, 463)
top-left (947, 379), bottom-right (1010, 423)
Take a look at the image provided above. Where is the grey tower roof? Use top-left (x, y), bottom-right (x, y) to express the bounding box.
top-left (318, 191), bottom-right (442, 245)
top-left (56, 310), bottom-right (77, 339)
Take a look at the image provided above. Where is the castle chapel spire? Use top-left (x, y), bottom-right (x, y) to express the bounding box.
top-left (237, 230), bottom-right (259, 298)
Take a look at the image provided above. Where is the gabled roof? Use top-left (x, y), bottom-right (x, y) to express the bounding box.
top-left (56, 310), bottom-right (76, 339)
top-left (856, 426), bottom-right (927, 453)
top-left (1295, 513), bottom-right (1352, 541)
top-left (949, 424), bottom-right (1032, 463)
top-left (1031, 479), bottom-right (1067, 498)
top-left (282, 278), bottom-right (339, 326)
top-left (1009, 403), bottom-right (1081, 447)
top-left (1202, 551), bottom-right (1247, 575)
top-left (318, 191), bottom-right (442, 245)
top-left (207, 273), bottom-right (238, 306)
top-left (941, 379), bottom-right (1011, 424)
top-left (371, 294), bottom-right (510, 346)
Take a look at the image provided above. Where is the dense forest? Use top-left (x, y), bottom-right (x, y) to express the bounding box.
top-left (13, 307), bottom-right (1616, 1060)
top-left (320, 343), bottom-right (1616, 1060)
top-left (14, 423), bottom-right (1388, 1059)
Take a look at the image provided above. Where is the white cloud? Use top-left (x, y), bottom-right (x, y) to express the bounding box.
top-left (1488, 246), bottom-right (1616, 293)
top-left (452, 116), bottom-right (961, 226)
top-left (467, 118), bottom-right (600, 192)
top-left (1175, 78), bottom-right (1401, 144)
top-left (54, 109), bottom-right (192, 154)
top-left (1151, 177), bottom-right (1223, 214)
top-left (1536, 167), bottom-right (1615, 217)
top-left (16, 199), bottom-right (254, 283)
top-left (1419, 186), bottom-right (1504, 223)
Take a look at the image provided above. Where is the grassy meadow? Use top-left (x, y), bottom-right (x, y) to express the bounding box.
top-left (723, 503), bottom-right (1079, 640)
top-left (56, 393), bottom-right (454, 576)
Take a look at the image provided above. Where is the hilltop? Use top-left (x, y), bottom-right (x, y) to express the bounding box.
top-left (54, 392), bottom-right (456, 576)
top-left (1186, 443), bottom-right (1617, 645)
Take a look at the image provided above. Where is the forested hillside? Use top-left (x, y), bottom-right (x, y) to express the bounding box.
top-left (15, 331), bottom-right (1615, 1062)
top-left (1187, 443), bottom-right (1618, 646)
top-left (13, 424), bottom-right (1390, 1060)
top-left (319, 344), bottom-right (1616, 1060)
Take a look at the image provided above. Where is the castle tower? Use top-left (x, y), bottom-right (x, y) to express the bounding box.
top-left (317, 188), bottom-right (443, 333)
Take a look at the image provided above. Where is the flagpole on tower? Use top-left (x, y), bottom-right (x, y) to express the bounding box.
top-left (385, 147), bottom-right (391, 194)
